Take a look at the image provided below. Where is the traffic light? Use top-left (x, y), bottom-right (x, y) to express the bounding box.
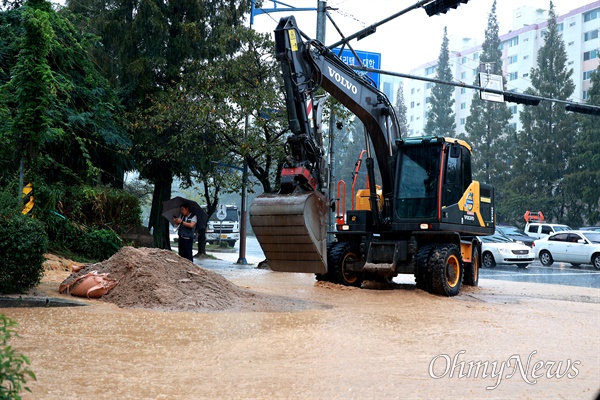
top-left (565, 103), bottom-right (600, 116)
top-left (503, 92), bottom-right (541, 106)
top-left (424, 0), bottom-right (469, 17)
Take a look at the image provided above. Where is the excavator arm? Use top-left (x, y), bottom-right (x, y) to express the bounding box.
top-left (274, 15), bottom-right (400, 196)
top-left (250, 16), bottom-right (401, 274)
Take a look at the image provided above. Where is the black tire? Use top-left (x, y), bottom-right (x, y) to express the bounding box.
top-left (415, 245), bottom-right (435, 291)
top-left (429, 244), bottom-right (463, 297)
top-left (592, 254), bottom-right (600, 270)
top-left (517, 264), bottom-right (529, 269)
top-left (315, 242), bottom-right (336, 282)
top-left (464, 244), bottom-right (480, 286)
top-left (328, 241), bottom-right (363, 287)
top-left (570, 263), bottom-right (581, 268)
top-left (482, 251), bottom-right (496, 268)
top-left (227, 240), bottom-right (236, 247)
top-left (539, 250), bottom-right (554, 266)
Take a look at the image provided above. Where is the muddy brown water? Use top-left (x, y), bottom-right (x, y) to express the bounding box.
top-left (2, 267), bottom-right (599, 400)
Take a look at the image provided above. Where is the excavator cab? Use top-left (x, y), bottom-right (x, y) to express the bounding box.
top-left (394, 136), bottom-right (494, 236)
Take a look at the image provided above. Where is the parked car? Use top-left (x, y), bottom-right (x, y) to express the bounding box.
top-left (478, 234), bottom-right (535, 268)
top-left (496, 225), bottom-right (535, 247)
top-left (533, 230), bottom-right (600, 269)
top-left (524, 222), bottom-right (571, 239)
top-left (579, 226), bottom-right (600, 232)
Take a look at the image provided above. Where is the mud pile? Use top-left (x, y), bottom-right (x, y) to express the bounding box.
top-left (59, 247), bottom-right (279, 312)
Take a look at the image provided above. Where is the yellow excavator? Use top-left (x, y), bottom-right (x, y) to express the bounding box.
top-left (250, 16), bottom-right (495, 296)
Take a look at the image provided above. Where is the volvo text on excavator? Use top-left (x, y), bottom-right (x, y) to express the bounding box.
top-left (250, 16), bottom-right (495, 296)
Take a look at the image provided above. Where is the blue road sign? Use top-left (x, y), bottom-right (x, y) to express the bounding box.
top-left (334, 49), bottom-right (381, 89)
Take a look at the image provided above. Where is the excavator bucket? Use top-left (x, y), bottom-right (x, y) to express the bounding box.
top-left (250, 191), bottom-right (328, 274)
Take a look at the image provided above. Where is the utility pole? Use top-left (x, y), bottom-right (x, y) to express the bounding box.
top-left (316, 1), bottom-right (327, 42)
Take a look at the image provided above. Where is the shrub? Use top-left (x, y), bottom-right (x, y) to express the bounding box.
top-left (0, 214), bottom-right (48, 294)
top-left (0, 315), bottom-right (36, 399)
top-left (76, 228), bottom-right (122, 261)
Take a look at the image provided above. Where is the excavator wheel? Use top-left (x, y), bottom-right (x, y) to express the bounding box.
top-left (315, 241), bottom-right (337, 282)
top-left (463, 244), bottom-right (480, 287)
top-left (429, 244), bottom-right (463, 297)
top-left (328, 241), bottom-right (363, 287)
top-left (415, 245), bottom-right (435, 292)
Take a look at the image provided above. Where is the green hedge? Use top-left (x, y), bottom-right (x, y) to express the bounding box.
top-left (0, 213), bottom-right (48, 294)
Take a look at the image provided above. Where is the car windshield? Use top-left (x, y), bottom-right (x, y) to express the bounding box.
top-left (480, 235), bottom-right (512, 243)
top-left (497, 226), bottom-right (526, 235)
top-left (582, 232), bottom-right (600, 244)
top-left (555, 225), bottom-right (571, 232)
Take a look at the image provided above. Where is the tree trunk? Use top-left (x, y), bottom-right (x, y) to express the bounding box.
top-left (196, 228), bottom-right (207, 256)
top-left (148, 174), bottom-right (173, 249)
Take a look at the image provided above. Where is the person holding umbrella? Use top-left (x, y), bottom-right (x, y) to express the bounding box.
top-left (173, 202), bottom-right (197, 262)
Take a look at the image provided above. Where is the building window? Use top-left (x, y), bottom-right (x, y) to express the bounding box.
top-left (460, 88), bottom-right (466, 94)
top-left (557, 23), bottom-right (564, 32)
top-left (411, 88), bottom-right (415, 94)
top-left (460, 71), bottom-right (466, 79)
top-left (584, 29), bottom-right (599, 41)
top-left (410, 101), bottom-right (415, 108)
top-left (410, 116), bottom-right (414, 122)
top-left (523, 55), bottom-right (529, 60)
top-left (426, 97), bottom-right (431, 104)
top-left (509, 123), bottom-right (517, 130)
top-left (508, 55), bottom-right (518, 64)
top-left (507, 37), bottom-right (519, 47)
top-left (473, 53), bottom-right (479, 60)
top-left (584, 50), bottom-right (598, 61)
top-left (583, 70), bottom-right (595, 80)
top-left (584, 8), bottom-right (599, 22)
top-left (583, 91), bottom-right (588, 100)
top-left (523, 73), bottom-right (529, 78)
top-left (425, 82), bottom-right (433, 89)
top-left (425, 66), bottom-right (436, 75)
top-left (508, 72), bottom-right (518, 81)
top-left (460, 102), bottom-right (466, 110)
top-left (460, 118), bottom-right (465, 125)
top-left (461, 57), bottom-right (467, 64)
top-left (510, 105), bottom-right (517, 114)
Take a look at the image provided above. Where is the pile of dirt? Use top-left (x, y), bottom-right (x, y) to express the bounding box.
top-left (59, 246), bottom-right (300, 312)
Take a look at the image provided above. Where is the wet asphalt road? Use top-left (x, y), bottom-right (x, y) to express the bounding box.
top-left (479, 261), bottom-right (600, 289)
top-left (224, 237), bottom-right (600, 289)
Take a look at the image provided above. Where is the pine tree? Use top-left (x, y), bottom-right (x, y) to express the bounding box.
top-left (563, 66), bottom-right (600, 225)
top-left (461, 0), bottom-right (515, 221)
top-left (511, 1), bottom-right (577, 223)
top-left (394, 82), bottom-right (409, 136)
top-left (424, 27), bottom-right (455, 136)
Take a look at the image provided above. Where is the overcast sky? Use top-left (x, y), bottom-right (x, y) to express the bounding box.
top-left (250, 0), bottom-right (596, 73)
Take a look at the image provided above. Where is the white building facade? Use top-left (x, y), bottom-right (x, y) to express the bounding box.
top-left (405, 1), bottom-right (600, 137)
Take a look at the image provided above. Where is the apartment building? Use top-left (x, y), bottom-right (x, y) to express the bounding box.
top-left (404, 1), bottom-right (600, 137)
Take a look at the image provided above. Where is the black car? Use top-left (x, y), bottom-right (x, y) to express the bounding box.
top-left (496, 225), bottom-right (535, 247)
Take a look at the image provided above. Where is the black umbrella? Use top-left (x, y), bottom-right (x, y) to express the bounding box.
top-left (161, 196), bottom-right (208, 228)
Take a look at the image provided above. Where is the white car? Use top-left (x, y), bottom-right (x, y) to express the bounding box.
top-left (533, 230), bottom-right (600, 269)
top-left (524, 223), bottom-right (571, 239)
top-left (479, 234), bottom-right (535, 268)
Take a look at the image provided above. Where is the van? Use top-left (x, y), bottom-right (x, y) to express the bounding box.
top-left (524, 223), bottom-right (571, 239)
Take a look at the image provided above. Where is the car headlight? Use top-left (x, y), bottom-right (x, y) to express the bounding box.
top-left (498, 247), bottom-right (511, 255)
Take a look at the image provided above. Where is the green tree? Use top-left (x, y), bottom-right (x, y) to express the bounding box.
top-left (460, 0), bottom-right (515, 222)
top-left (394, 82), bottom-right (410, 136)
top-left (563, 66), bottom-right (600, 225)
top-left (510, 1), bottom-right (577, 223)
top-left (0, 0), bottom-right (131, 190)
top-left (424, 27), bottom-right (455, 136)
top-left (70, 0), bottom-right (250, 248)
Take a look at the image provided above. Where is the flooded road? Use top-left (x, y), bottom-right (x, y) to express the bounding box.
top-left (2, 263), bottom-right (599, 400)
